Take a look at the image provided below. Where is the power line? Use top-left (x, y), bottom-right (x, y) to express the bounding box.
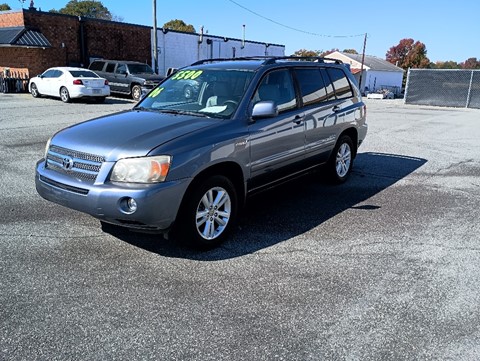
top-left (227, 0), bottom-right (365, 38)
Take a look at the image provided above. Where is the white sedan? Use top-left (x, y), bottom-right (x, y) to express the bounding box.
top-left (29, 67), bottom-right (110, 103)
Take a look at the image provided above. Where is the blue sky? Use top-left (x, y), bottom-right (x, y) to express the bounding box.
top-left (6, 0), bottom-right (479, 63)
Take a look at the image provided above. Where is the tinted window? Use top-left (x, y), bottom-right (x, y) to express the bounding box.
top-left (69, 70), bottom-right (100, 78)
top-left (128, 63), bottom-right (154, 74)
top-left (106, 63), bottom-right (116, 73)
top-left (326, 68), bottom-right (353, 99)
top-left (116, 64), bottom-right (127, 74)
top-left (255, 69), bottom-right (297, 112)
top-left (42, 69), bottom-right (56, 78)
top-left (52, 70), bottom-right (63, 78)
top-left (319, 69), bottom-right (336, 101)
top-left (295, 68), bottom-right (331, 106)
top-left (89, 61), bottom-right (104, 71)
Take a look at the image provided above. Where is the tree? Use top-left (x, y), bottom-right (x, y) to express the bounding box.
top-left (343, 49), bottom-right (358, 54)
top-left (50, 0), bottom-right (112, 20)
top-left (461, 57), bottom-right (480, 69)
top-left (163, 19), bottom-right (196, 33)
top-left (320, 48), bottom-right (339, 57)
top-left (386, 38), bottom-right (430, 69)
top-left (291, 49), bottom-right (322, 57)
top-left (0, 3), bottom-right (11, 10)
top-left (432, 61), bottom-right (459, 69)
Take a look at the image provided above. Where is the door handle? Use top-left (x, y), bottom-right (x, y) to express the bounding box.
top-left (293, 113), bottom-right (305, 124)
top-left (332, 105), bottom-right (341, 113)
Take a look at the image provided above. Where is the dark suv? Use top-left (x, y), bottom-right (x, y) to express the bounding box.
top-left (36, 57), bottom-right (367, 249)
top-left (89, 59), bottom-right (164, 101)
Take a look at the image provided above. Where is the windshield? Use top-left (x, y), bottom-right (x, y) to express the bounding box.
top-left (128, 63), bottom-right (155, 74)
top-left (136, 68), bottom-right (255, 118)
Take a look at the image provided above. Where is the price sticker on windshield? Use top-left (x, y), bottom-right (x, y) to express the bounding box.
top-left (148, 87), bottom-right (164, 98)
top-left (171, 70), bottom-right (203, 80)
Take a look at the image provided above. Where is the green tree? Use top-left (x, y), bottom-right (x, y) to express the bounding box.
top-left (50, 0), bottom-right (112, 20)
top-left (163, 19), bottom-right (196, 33)
top-left (343, 49), bottom-right (358, 54)
top-left (291, 49), bottom-right (322, 57)
top-left (432, 61), bottom-right (459, 69)
top-left (0, 3), bottom-right (11, 10)
top-left (386, 38), bottom-right (430, 69)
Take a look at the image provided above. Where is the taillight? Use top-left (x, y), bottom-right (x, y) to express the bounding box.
top-left (104, 80), bottom-right (109, 85)
top-left (73, 79), bottom-right (83, 85)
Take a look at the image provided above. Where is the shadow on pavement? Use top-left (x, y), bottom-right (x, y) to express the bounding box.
top-left (102, 152), bottom-right (427, 260)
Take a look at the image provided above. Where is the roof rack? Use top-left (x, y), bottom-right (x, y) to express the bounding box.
top-left (190, 56), bottom-right (344, 66)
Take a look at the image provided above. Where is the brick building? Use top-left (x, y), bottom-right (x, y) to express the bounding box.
top-left (0, 8), bottom-right (151, 78)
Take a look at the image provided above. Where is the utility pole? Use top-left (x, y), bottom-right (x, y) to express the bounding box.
top-left (153, 0), bottom-right (158, 74)
top-left (358, 33), bottom-right (367, 94)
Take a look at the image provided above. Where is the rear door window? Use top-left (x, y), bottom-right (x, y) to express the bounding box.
top-left (294, 68), bottom-right (333, 106)
top-left (106, 63), bottom-right (116, 73)
top-left (326, 68), bottom-right (354, 99)
top-left (89, 61), bottom-right (104, 71)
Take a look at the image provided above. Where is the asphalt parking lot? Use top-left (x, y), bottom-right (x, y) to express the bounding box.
top-left (1, 93), bottom-right (479, 360)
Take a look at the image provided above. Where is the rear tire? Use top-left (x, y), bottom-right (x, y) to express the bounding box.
top-left (60, 87), bottom-right (71, 103)
top-left (328, 135), bottom-right (354, 184)
top-left (175, 175), bottom-right (238, 250)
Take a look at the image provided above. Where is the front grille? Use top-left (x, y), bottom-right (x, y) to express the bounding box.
top-left (46, 145), bottom-right (105, 182)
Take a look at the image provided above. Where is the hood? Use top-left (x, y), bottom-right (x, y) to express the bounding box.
top-left (51, 110), bottom-right (218, 161)
top-left (134, 73), bottom-right (164, 82)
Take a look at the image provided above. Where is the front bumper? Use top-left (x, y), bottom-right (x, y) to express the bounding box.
top-left (35, 159), bottom-right (190, 232)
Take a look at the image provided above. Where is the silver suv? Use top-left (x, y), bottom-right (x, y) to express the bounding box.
top-left (36, 57), bottom-right (367, 249)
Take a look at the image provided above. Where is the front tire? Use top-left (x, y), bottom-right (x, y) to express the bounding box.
top-left (176, 175), bottom-right (238, 249)
top-left (131, 85), bottom-right (142, 101)
top-left (30, 83), bottom-right (40, 98)
top-left (328, 135), bottom-right (354, 184)
top-left (60, 87), bottom-right (71, 103)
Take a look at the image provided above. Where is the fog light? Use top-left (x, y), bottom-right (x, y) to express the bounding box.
top-left (120, 197), bottom-right (138, 214)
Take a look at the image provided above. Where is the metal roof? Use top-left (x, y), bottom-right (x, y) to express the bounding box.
top-left (0, 26), bottom-right (51, 48)
top-left (339, 52), bottom-right (403, 72)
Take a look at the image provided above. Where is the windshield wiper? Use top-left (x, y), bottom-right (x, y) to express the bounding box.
top-left (158, 109), bottom-right (210, 118)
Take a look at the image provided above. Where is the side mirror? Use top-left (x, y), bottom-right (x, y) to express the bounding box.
top-left (251, 101), bottom-right (278, 119)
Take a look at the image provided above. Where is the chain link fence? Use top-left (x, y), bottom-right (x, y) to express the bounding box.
top-left (404, 69), bottom-right (480, 109)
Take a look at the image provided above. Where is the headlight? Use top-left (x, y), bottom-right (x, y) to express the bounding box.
top-left (110, 155), bottom-right (171, 183)
top-left (143, 80), bottom-right (156, 86)
top-left (44, 138), bottom-right (51, 159)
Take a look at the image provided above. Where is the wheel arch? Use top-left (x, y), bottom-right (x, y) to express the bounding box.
top-left (182, 161), bottom-right (246, 210)
top-left (339, 127), bottom-right (358, 158)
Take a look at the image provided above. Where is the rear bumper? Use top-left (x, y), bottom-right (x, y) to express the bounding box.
top-left (69, 87), bottom-right (110, 98)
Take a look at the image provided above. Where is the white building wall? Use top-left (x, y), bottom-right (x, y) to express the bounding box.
top-left (153, 29), bottom-right (284, 76)
top-left (365, 70), bottom-right (403, 93)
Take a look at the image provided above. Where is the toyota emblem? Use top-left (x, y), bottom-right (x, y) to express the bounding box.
top-left (62, 156), bottom-right (74, 171)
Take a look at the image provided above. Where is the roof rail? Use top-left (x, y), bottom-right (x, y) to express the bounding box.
top-left (190, 56), bottom-right (344, 66)
top-left (190, 57), bottom-right (266, 66)
top-left (262, 56), bottom-right (344, 65)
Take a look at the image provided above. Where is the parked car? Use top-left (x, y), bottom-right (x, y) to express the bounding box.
top-left (29, 67), bottom-right (110, 103)
top-left (35, 56), bottom-right (368, 249)
top-left (88, 59), bottom-right (164, 101)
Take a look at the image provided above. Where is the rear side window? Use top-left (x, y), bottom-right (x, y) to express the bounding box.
top-left (89, 61), bottom-right (104, 71)
top-left (106, 63), bottom-right (116, 73)
top-left (326, 68), bottom-right (354, 99)
top-left (295, 68), bottom-right (333, 106)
